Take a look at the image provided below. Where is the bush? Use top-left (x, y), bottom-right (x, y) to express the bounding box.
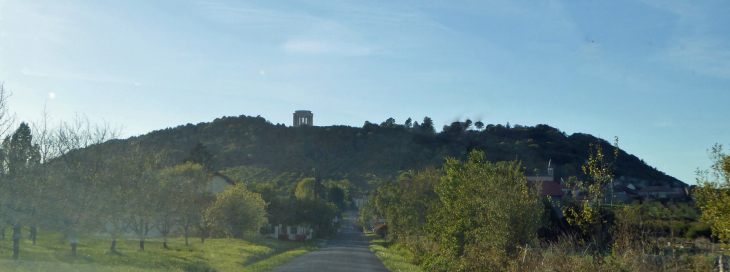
top-left (686, 222), bottom-right (712, 239)
top-left (207, 185), bottom-right (268, 238)
top-left (278, 233), bottom-right (289, 241)
top-left (295, 234), bottom-right (307, 242)
top-left (259, 225), bottom-right (275, 235)
top-left (376, 224), bottom-right (389, 238)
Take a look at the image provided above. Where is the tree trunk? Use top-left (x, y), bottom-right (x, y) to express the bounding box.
top-left (110, 239), bottom-right (117, 252)
top-left (2, 226), bottom-right (6, 240)
top-left (30, 226), bottom-right (36, 245)
top-left (139, 238), bottom-right (145, 251)
top-left (201, 235), bottom-right (205, 244)
top-left (184, 227), bottom-right (189, 246)
top-left (12, 225), bottom-right (20, 260)
top-left (163, 236), bottom-right (168, 249)
top-left (71, 241), bottom-right (77, 256)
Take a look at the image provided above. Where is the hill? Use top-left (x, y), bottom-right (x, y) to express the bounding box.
top-left (107, 114), bottom-right (686, 191)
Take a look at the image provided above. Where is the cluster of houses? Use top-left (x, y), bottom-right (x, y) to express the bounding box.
top-left (529, 166), bottom-right (688, 206)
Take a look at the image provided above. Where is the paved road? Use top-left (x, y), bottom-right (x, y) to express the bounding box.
top-left (272, 212), bottom-right (389, 272)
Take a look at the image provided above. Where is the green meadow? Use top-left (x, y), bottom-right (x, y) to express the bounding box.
top-left (0, 227), bottom-right (321, 272)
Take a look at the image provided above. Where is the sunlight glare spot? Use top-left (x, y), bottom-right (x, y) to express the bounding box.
top-left (49, 92), bottom-right (55, 99)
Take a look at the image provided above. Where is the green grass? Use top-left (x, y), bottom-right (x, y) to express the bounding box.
top-left (0, 227), bottom-right (321, 272)
top-left (367, 234), bottom-right (422, 272)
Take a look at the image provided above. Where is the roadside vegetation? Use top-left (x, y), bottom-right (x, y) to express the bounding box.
top-left (0, 226), bottom-right (321, 271)
top-left (0, 85), bottom-right (338, 271)
top-left (367, 233), bottom-right (422, 272)
top-left (361, 142), bottom-right (727, 271)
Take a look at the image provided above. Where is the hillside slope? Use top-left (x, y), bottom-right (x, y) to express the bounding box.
top-left (114, 115), bottom-right (684, 190)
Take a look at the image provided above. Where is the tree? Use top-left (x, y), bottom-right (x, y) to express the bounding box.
top-left (421, 117), bottom-right (435, 134)
top-left (53, 115), bottom-right (120, 256)
top-left (474, 121), bottom-right (484, 130)
top-left (404, 118), bottom-right (413, 129)
top-left (696, 144), bottom-right (730, 253)
top-left (0, 84), bottom-right (17, 138)
top-left (327, 185), bottom-right (346, 212)
top-left (381, 118), bottom-right (396, 128)
top-left (207, 185), bottom-right (267, 238)
top-left (427, 151), bottom-right (541, 271)
top-left (295, 178), bottom-right (316, 201)
top-left (159, 162), bottom-right (209, 247)
top-left (463, 119), bottom-right (472, 130)
top-left (0, 123), bottom-right (41, 259)
top-left (562, 137), bottom-right (618, 250)
top-left (183, 141), bottom-right (213, 172)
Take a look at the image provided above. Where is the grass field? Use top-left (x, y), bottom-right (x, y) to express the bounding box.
top-left (367, 233), bottom-right (422, 272)
top-left (0, 227), bottom-right (321, 272)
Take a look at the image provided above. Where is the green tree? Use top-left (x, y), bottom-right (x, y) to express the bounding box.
top-left (421, 117), bottom-right (435, 134)
top-left (474, 121), bottom-right (484, 130)
top-left (207, 185), bottom-right (267, 238)
top-left (183, 141), bottom-right (213, 171)
top-left (295, 178), bottom-right (316, 201)
top-left (562, 137), bottom-right (618, 250)
top-left (158, 162), bottom-right (210, 246)
top-left (381, 117), bottom-right (396, 127)
top-left (327, 185), bottom-right (347, 212)
top-left (404, 118), bottom-right (413, 129)
top-left (0, 123), bottom-right (41, 259)
top-left (696, 144), bottom-right (730, 253)
top-left (427, 151), bottom-right (541, 271)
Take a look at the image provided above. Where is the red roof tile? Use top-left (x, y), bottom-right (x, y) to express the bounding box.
top-left (540, 181), bottom-right (565, 197)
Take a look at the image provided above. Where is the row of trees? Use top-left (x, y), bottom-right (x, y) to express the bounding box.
top-left (0, 112), bottom-right (267, 259)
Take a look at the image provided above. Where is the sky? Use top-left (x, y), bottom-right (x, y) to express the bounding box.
top-left (1, 0), bottom-right (729, 184)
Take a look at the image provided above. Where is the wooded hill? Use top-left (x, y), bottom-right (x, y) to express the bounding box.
top-left (100, 114), bottom-right (686, 191)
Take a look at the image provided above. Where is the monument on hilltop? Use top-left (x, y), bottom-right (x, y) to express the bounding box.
top-left (293, 110), bottom-right (313, 127)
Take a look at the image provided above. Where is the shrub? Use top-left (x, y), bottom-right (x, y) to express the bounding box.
top-left (278, 233), bottom-right (289, 241)
top-left (207, 185), bottom-right (268, 238)
top-left (295, 234), bottom-right (307, 242)
top-left (426, 152), bottom-right (542, 271)
top-left (376, 224), bottom-right (389, 238)
top-left (686, 222), bottom-right (712, 239)
top-left (259, 225), bottom-right (275, 235)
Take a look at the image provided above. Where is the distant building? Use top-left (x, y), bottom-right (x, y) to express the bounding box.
top-left (293, 110), bottom-right (313, 127)
top-left (526, 161), bottom-right (554, 182)
top-left (209, 172), bottom-right (236, 194)
top-left (638, 185), bottom-right (685, 200)
top-left (353, 193), bottom-right (368, 207)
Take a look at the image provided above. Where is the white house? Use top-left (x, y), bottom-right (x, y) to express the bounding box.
top-left (208, 172), bottom-right (235, 193)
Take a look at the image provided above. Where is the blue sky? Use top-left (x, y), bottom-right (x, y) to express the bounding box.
top-left (1, 0), bottom-right (729, 184)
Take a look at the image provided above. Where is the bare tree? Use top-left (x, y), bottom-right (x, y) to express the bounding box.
top-left (0, 83), bottom-right (17, 139)
top-left (52, 114), bottom-right (121, 256)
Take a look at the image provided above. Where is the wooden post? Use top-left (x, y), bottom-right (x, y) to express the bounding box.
top-left (720, 254), bottom-right (724, 272)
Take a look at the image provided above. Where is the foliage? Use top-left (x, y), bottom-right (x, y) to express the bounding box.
top-left (207, 184), bottom-right (268, 238)
top-left (376, 224), bottom-right (389, 238)
top-left (294, 178), bottom-right (315, 201)
top-left (0, 227), bottom-right (321, 272)
top-left (126, 114), bottom-right (683, 193)
top-left (368, 234), bottom-right (424, 272)
top-left (182, 141), bottom-right (213, 171)
top-left (426, 151), bottom-right (542, 271)
top-left (696, 143), bottom-right (730, 253)
top-left (562, 137), bottom-right (618, 249)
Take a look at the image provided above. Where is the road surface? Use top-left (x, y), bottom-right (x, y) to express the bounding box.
top-left (272, 211), bottom-right (389, 272)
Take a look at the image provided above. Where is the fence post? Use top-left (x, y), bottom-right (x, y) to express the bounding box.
top-left (720, 254), bottom-right (724, 272)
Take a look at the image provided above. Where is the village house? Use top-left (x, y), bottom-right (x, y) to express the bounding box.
top-left (637, 185), bottom-right (685, 201)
